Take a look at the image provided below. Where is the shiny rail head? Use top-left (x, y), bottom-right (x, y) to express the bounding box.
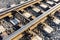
top-left (0, 0), bottom-right (39, 15)
top-left (5, 3), bottom-right (60, 40)
top-left (0, 0), bottom-right (60, 40)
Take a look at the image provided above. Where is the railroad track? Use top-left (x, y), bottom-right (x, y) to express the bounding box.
top-left (0, 0), bottom-right (60, 40)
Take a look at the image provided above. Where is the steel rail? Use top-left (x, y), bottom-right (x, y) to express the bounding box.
top-left (0, 0), bottom-right (39, 16)
top-left (5, 3), bottom-right (60, 40)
